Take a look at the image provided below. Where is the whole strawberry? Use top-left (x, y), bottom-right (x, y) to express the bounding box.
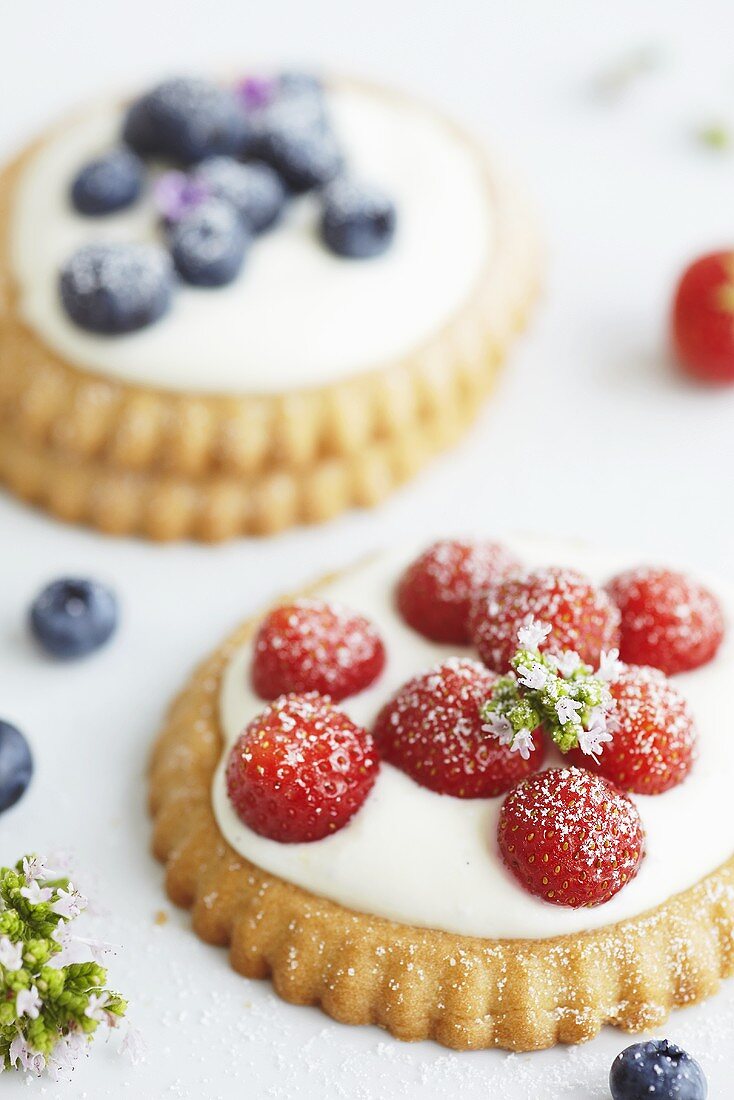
top-left (396, 539), bottom-right (520, 644)
top-left (567, 665), bottom-right (697, 794)
top-left (498, 767), bottom-right (645, 907)
top-left (672, 250), bottom-right (734, 383)
top-left (251, 599), bottom-right (385, 701)
top-left (373, 658), bottom-right (544, 798)
top-left (607, 567), bottom-right (724, 675)
top-left (471, 567), bottom-right (620, 673)
top-left (226, 693), bottom-right (379, 842)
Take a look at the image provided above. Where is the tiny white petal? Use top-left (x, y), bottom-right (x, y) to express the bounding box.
top-left (517, 662), bottom-right (549, 691)
top-left (510, 728), bottom-right (535, 760)
top-left (517, 615), bottom-right (553, 651)
top-left (548, 650), bottom-right (583, 678)
top-left (20, 880), bottom-right (53, 905)
top-left (84, 991), bottom-right (111, 1023)
top-left (555, 697), bottom-right (583, 725)
top-left (16, 985), bottom-right (42, 1019)
top-left (597, 648), bottom-right (624, 682)
top-left (0, 936), bottom-right (23, 970)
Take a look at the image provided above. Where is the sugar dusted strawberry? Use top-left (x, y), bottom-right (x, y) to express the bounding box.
top-left (471, 567), bottom-right (620, 674)
top-left (396, 539), bottom-right (521, 644)
top-left (373, 657), bottom-right (544, 798)
top-left (226, 693), bottom-right (379, 842)
top-left (251, 599), bottom-right (385, 701)
top-left (606, 567), bottom-right (724, 675)
top-left (567, 665), bottom-right (697, 794)
top-left (498, 767), bottom-right (645, 908)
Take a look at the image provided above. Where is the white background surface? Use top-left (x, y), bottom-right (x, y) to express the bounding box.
top-left (2, 1), bottom-right (734, 1096)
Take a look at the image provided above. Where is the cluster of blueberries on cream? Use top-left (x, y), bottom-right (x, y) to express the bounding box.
top-left (58, 72), bottom-right (398, 335)
top-left (220, 537), bottom-right (727, 932)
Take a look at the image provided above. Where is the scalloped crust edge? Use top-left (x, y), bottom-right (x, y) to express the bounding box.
top-left (149, 572), bottom-right (734, 1050)
top-left (0, 82), bottom-right (540, 540)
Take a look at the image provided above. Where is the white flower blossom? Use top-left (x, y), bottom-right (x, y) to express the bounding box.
top-left (20, 880), bottom-right (53, 905)
top-left (121, 1025), bottom-right (147, 1066)
top-left (84, 991), bottom-right (110, 1023)
top-left (52, 885), bottom-right (87, 920)
top-left (0, 935), bottom-right (23, 970)
top-left (597, 648), bottom-right (624, 682)
top-left (46, 1030), bottom-right (88, 1082)
top-left (549, 650), bottom-right (583, 678)
top-left (9, 1034), bottom-right (45, 1075)
top-left (509, 727), bottom-right (535, 760)
top-left (517, 662), bottom-right (549, 691)
top-left (577, 714), bottom-right (615, 762)
top-left (16, 985), bottom-right (42, 1019)
top-left (22, 856), bottom-right (51, 885)
top-left (555, 697), bottom-right (583, 725)
top-left (484, 713), bottom-right (513, 746)
top-left (517, 616), bottom-right (552, 651)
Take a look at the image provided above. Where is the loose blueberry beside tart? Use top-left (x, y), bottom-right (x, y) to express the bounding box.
top-left (0, 70), bottom-right (538, 540)
top-left (149, 535), bottom-right (734, 1050)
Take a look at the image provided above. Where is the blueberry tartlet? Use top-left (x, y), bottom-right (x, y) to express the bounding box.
top-left (150, 535), bottom-right (734, 1050)
top-left (0, 71), bottom-right (538, 540)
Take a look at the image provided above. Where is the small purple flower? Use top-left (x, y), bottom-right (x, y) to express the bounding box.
top-left (235, 75), bottom-right (278, 111)
top-left (153, 171), bottom-right (210, 224)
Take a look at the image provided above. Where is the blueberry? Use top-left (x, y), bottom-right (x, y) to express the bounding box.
top-left (30, 578), bottom-right (118, 659)
top-left (610, 1040), bottom-right (707, 1100)
top-left (194, 157), bottom-right (286, 233)
top-left (254, 123), bottom-right (342, 193)
top-left (0, 721), bottom-right (33, 813)
top-left (169, 199), bottom-right (249, 287)
top-left (70, 148), bottom-right (144, 215)
top-left (60, 242), bottom-right (173, 334)
top-left (123, 77), bottom-right (251, 165)
top-left (320, 179), bottom-right (397, 259)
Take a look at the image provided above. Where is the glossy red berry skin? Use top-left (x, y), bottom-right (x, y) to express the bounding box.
top-left (672, 251), bottom-right (734, 383)
top-left (251, 599), bottom-right (385, 702)
top-left (471, 567), bottom-right (620, 673)
top-left (396, 539), bottom-right (521, 644)
top-left (373, 657), bottom-right (544, 798)
top-left (226, 693), bottom-right (380, 843)
top-left (498, 767), bottom-right (645, 908)
top-left (607, 567), bottom-right (724, 675)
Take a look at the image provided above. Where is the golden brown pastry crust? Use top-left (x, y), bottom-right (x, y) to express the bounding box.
top-left (149, 572), bottom-right (734, 1051)
top-left (0, 82), bottom-right (540, 540)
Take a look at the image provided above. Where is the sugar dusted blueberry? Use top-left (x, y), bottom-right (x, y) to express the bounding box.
top-left (70, 148), bottom-right (143, 215)
top-left (0, 721), bottom-right (33, 814)
top-left (194, 158), bottom-right (286, 233)
top-left (610, 1039), bottom-right (707, 1100)
top-left (123, 77), bottom-right (250, 165)
top-left (30, 578), bottom-right (118, 659)
top-left (255, 123), bottom-right (342, 193)
top-left (59, 242), bottom-right (173, 334)
top-left (169, 198), bottom-right (250, 287)
top-left (320, 178), bottom-right (397, 258)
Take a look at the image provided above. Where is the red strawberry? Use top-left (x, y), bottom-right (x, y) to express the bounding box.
top-left (567, 665), bottom-right (697, 794)
top-left (470, 567), bottom-right (620, 673)
top-left (373, 657), bottom-right (544, 798)
top-left (226, 693), bottom-right (379, 842)
top-left (672, 251), bottom-right (734, 384)
top-left (251, 599), bottom-right (385, 702)
top-left (606, 567), bottom-right (724, 675)
top-left (498, 767), bottom-right (645, 908)
top-left (396, 539), bottom-right (521, 644)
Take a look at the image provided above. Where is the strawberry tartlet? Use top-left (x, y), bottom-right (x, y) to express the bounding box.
top-left (150, 535), bottom-right (733, 1051)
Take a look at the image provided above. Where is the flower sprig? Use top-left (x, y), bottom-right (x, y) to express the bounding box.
top-left (0, 855), bottom-right (131, 1079)
top-left (481, 617), bottom-right (622, 759)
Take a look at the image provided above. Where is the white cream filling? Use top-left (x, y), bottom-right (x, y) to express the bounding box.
top-left (212, 536), bottom-right (734, 940)
top-left (10, 85), bottom-right (493, 395)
